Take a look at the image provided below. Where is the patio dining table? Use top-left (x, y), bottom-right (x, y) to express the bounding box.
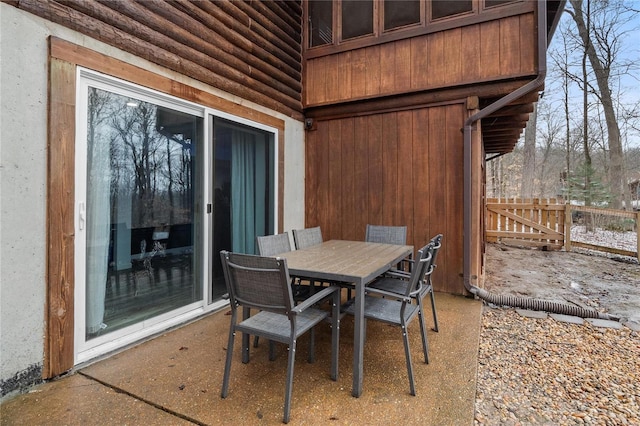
top-left (278, 239), bottom-right (413, 397)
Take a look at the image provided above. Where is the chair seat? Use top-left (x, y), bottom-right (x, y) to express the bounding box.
top-left (343, 295), bottom-right (419, 325)
top-left (369, 275), bottom-right (433, 298)
top-left (236, 309), bottom-right (329, 344)
top-left (368, 275), bottom-right (411, 295)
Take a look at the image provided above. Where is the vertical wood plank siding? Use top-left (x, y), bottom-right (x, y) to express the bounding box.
top-left (306, 103), bottom-right (467, 294)
top-left (304, 13), bottom-right (535, 107)
top-left (46, 57), bottom-right (77, 377)
top-left (8, 0), bottom-right (303, 119)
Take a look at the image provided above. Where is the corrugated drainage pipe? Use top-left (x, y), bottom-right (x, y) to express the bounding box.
top-left (470, 286), bottom-right (619, 321)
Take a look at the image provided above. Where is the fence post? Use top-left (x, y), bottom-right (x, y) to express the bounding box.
top-left (565, 203), bottom-right (572, 252)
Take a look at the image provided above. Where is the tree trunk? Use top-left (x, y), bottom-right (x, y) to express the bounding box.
top-left (569, 0), bottom-right (625, 209)
top-left (582, 39), bottom-right (592, 208)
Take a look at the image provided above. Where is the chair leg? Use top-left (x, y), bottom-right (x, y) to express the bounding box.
top-left (417, 299), bottom-right (430, 364)
top-left (330, 289), bottom-right (340, 380)
top-left (269, 340), bottom-right (277, 361)
top-left (242, 307), bottom-right (251, 364)
top-left (430, 289), bottom-right (439, 332)
top-left (283, 338), bottom-right (297, 424)
top-left (401, 323), bottom-right (416, 396)
top-left (308, 328), bottom-right (315, 363)
top-left (221, 319), bottom-right (236, 398)
top-left (253, 335), bottom-right (260, 348)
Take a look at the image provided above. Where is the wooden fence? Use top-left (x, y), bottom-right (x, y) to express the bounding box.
top-left (486, 198), bottom-right (566, 249)
top-left (567, 204), bottom-right (639, 260)
top-left (486, 198), bottom-right (640, 261)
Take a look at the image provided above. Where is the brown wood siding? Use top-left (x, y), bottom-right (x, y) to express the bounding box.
top-left (8, 0), bottom-right (303, 119)
top-left (304, 13), bottom-right (536, 107)
top-left (46, 56), bottom-right (77, 378)
top-left (305, 102), bottom-right (466, 294)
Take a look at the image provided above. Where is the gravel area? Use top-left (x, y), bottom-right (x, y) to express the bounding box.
top-left (474, 307), bottom-right (640, 425)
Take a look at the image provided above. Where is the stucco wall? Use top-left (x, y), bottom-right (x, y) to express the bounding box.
top-left (0, 4), bottom-right (305, 398)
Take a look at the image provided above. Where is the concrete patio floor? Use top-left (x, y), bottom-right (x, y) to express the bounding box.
top-left (1, 293), bottom-right (482, 425)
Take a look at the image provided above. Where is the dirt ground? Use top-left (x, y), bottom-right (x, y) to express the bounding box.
top-left (483, 243), bottom-right (640, 323)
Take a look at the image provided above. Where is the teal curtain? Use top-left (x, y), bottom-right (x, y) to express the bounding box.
top-left (231, 130), bottom-right (267, 253)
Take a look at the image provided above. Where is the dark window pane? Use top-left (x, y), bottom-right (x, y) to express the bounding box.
top-left (309, 0), bottom-right (333, 47)
top-left (485, 0), bottom-right (517, 8)
top-left (342, 0), bottom-right (374, 40)
top-left (431, 0), bottom-right (472, 20)
top-left (384, 0), bottom-right (421, 30)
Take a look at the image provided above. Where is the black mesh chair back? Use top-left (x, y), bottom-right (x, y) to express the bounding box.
top-left (222, 251), bottom-right (294, 315)
top-left (256, 232), bottom-right (292, 257)
top-left (366, 224), bottom-right (409, 273)
top-left (292, 226), bottom-right (323, 249)
top-left (365, 224), bottom-right (407, 245)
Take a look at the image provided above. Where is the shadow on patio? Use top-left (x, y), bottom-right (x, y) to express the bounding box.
top-left (1, 293), bottom-right (481, 425)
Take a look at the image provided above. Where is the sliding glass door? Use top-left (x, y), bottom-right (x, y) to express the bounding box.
top-left (75, 71), bottom-right (206, 360)
top-left (75, 69), bottom-right (277, 363)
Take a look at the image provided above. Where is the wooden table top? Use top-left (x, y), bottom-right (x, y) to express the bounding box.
top-left (279, 240), bottom-right (412, 284)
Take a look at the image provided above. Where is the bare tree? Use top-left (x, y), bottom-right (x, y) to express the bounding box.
top-left (536, 100), bottom-right (564, 197)
top-left (550, 20), bottom-right (576, 199)
top-left (567, 0), bottom-right (637, 209)
top-left (112, 102), bottom-right (161, 226)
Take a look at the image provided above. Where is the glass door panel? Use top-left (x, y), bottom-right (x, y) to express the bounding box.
top-left (83, 86), bottom-right (203, 340)
top-left (210, 117), bottom-right (275, 299)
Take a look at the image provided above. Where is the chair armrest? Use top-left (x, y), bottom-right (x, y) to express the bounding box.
top-left (409, 281), bottom-right (423, 298)
top-left (292, 285), bottom-right (340, 312)
top-left (385, 270), bottom-right (411, 279)
top-left (365, 286), bottom-right (412, 303)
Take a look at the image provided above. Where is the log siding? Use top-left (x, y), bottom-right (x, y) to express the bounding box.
top-left (7, 0), bottom-right (304, 119)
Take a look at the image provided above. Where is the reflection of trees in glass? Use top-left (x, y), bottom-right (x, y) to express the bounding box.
top-left (157, 123), bottom-right (194, 226)
top-left (88, 87), bottom-right (196, 229)
top-left (111, 100), bottom-right (160, 226)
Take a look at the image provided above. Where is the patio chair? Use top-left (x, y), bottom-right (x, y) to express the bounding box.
top-left (257, 232), bottom-right (311, 301)
top-left (292, 226), bottom-right (328, 293)
top-left (365, 224), bottom-right (411, 272)
top-left (256, 232), bottom-right (292, 257)
top-left (293, 226), bottom-right (353, 297)
top-left (369, 234), bottom-right (442, 335)
top-left (343, 247), bottom-right (432, 395)
top-left (220, 251), bottom-right (340, 424)
top-left (254, 233), bottom-right (309, 348)
top-left (292, 226), bottom-right (323, 249)
top-left (365, 224), bottom-right (407, 245)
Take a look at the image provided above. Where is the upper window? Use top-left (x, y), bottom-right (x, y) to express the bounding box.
top-left (485, 0), bottom-right (518, 8)
top-left (384, 0), bottom-right (421, 31)
top-left (342, 0), bottom-right (374, 40)
top-left (309, 0), bottom-right (333, 47)
top-left (431, 0), bottom-right (472, 20)
top-left (307, 0), bottom-right (528, 52)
